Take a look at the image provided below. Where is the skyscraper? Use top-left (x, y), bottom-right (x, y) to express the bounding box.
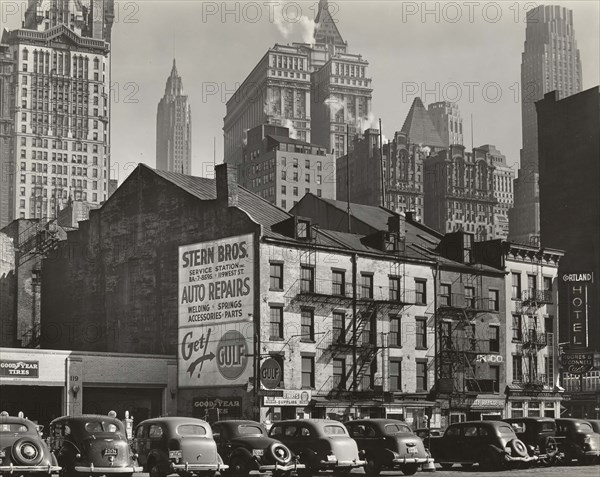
top-left (428, 101), bottom-right (463, 148)
top-left (156, 60), bottom-right (192, 174)
top-left (223, 0), bottom-right (372, 164)
top-left (509, 5), bottom-right (582, 244)
top-left (0, 0), bottom-right (114, 229)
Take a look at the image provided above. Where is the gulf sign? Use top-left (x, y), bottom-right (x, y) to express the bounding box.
top-left (561, 272), bottom-right (593, 349)
top-left (178, 234), bottom-right (255, 388)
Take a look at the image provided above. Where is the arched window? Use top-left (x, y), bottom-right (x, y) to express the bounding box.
top-left (22, 49), bottom-right (28, 60)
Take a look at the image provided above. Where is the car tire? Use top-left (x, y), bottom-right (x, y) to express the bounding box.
top-left (270, 443), bottom-right (292, 465)
top-left (12, 438), bottom-right (44, 466)
top-left (149, 461), bottom-right (167, 477)
top-left (229, 456), bottom-right (250, 477)
top-left (364, 457), bottom-right (380, 476)
top-left (509, 439), bottom-right (528, 458)
top-left (401, 463), bottom-right (418, 475)
top-left (439, 463), bottom-right (453, 470)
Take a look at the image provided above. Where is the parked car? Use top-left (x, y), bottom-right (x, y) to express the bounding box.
top-left (587, 419), bottom-right (600, 434)
top-left (555, 418), bottom-right (600, 464)
top-left (502, 417), bottom-right (560, 465)
top-left (132, 417), bottom-right (226, 477)
top-left (211, 420), bottom-right (303, 477)
top-left (269, 419), bottom-right (364, 475)
top-left (0, 411), bottom-right (60, 476)
top-left (428, 420), bottom-right (537, 471)
top-left (48, 414), bottom-right (141, 477)
top-left (344, 419), bottom-right (432, 476)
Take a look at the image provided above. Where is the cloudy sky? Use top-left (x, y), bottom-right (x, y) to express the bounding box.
top-left (4, 1), bottom-right (599, 183)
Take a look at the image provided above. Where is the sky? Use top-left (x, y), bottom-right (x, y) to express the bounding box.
top-left (3, 0), bottom-right (599, 184)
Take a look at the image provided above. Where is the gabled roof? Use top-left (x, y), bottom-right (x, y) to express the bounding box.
top-left (401, 97), bottom-right (445, 148)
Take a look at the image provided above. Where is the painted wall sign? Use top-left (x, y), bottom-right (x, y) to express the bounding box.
top-left (263, 389), bottom-right (312, 407)
top-left (560, 352), bottom-right (595, 375)
top-left (178, 234), bottom-right (254, 388)
top-left (476, 354), bottom-right (504, 363)
top-left (0, 360), bottom-right (39, 377)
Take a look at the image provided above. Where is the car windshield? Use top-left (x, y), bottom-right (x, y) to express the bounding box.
top-left (0, 423), bottom-right (29, 432)
top-left (577, 422), bottom-right (593, 432)
top-left (384, 424), bottom-right (412, 435)
top-left (237, 425), bottom-right (264, 436)
top-left (498, 425), bottom-right (516, 435)
top-left (324, 425), bottom-right (346, 435)
top-left (84, 421), bottom-right (120, 433)
top-left (177, 425), bottom-right (207, 436)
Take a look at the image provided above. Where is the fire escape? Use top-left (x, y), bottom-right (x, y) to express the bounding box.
top-left (515, 288), bottom-right (553, 390)
top-left (17, 220), bottom-right (62, 348)
top-left (436, 274), bottom-right (494, 402)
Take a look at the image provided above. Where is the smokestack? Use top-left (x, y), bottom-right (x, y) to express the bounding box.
top-left (215, 164), bottom-right (238, 208)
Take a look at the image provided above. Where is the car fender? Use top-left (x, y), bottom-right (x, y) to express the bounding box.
top-left (363, 447), bottom-right (394, 464)
top-left (297, 448), bottom-right (318, 467)
top-left (146, 449), bottom-right (169, 472)
top-left (229, 446), bottom-right (254, 462)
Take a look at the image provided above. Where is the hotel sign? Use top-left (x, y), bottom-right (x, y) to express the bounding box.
top-left (561, 272), bottom-right (593, 349)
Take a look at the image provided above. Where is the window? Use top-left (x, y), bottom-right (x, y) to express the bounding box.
top-left (281, 200), bottom-right (286, 209)
top-left (316, 175), bottom-right (322, 185)
top-left (416, 317), bottom-right (427, 349)
top-left (465, 286), bottom-right (475, 308)
top-left (360, 273), bottom-right (373, 299)
top-left (512, 315), bottom-right (522, 341)
top-left (269, 306), bottom-right (283, 339)
top-left (302, 356), bottom-right (314, 388)
top-left (362, 314), bottom-right (375, 345)
top-left (415, 279), bottom-right (427, 304)
top-left (332, 270), bottom-right (345, 296)
top-left (281, 185), bottom-right (286, 194)
top-left (511, 401), bottom-right (524, 418)
top-left (527, 274), bottom-right (537, 296)
top-left (389, 277), bottom-right (400, 301)
top-left (301, 309), bottom-right (314, 341)
top-left (543, 277), bottom-right (552, 292)
top-left (416, 359), bottom-right (428, 391)
top-left (281, 170), bottom-right (286, 180)
top-left (333, 358), bottom-right (345, 388)
top-left (389, 315), bottom-right (401, 347)
top-left (293, 186), bottom-right (298, 196)
top-left (511, 272), bottom-right (521, 299)
top-left (490, 365), bottom-right (500, 393)
top-left (489, 326), bottom-right (500, 352)
top-left (270, 263), bottom-right (283, 290)
top-left (488, 289), bottom-right (499, 311)
top-left (389, 359), bottom-right (402, 391)
top-left (305, 173), bottom-right (310, 183)
top-left (440, 284), bottom-right (451, 306)
top-left (528, 401), bottom-right (541, 417)
top-left (300, 266), bottom-right (314, 293)
top-left (512, 355), bottom-right (523, 382)
top-left (332, 312), bottom-right (345, 343)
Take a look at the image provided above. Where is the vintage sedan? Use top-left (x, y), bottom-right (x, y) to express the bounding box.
top-left (587, 419), bottom-right (600, 434)
top-left (428, 420), bottom-right (537, 471)
top-left (269, 419), bottom-right (364, 475)
top-left (48, 414), bottom-right (141, 477)
top-left (344, 419), bottom-right (432, 476)
top-left (502, 417), bottom-right (560, 465)
top-left (132, 417), bottom-right (227, 477)
top-left (211, 420), bottom-right (302, 477)
top-left (0, 411), bottom-right (60, 475)
top-left (555, 418), bottom-right (600, 464)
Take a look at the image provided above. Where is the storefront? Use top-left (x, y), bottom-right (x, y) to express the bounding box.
top-left (440, 394), bottom-right (505, 426)
top-left (0, 347), bottom-right (177, 429)
top-left (505, 384), bottom-right (563, 418)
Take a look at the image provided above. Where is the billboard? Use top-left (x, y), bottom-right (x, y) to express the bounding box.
top-left (178, 234), bottom-right (255, 388)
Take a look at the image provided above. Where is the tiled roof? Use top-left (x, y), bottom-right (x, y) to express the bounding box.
top-left (401, 97), bottom-right (445, 148)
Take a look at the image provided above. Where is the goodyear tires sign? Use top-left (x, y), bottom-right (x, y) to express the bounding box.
top-left (178, 234), bottom-right (254, 388)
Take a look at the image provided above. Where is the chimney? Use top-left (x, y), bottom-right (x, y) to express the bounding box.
top-left (387, 215), bottom-right (404, 235)
top-left (405, 211), bottom-right (416, 223)
top-left (215, 163), bottom-right (238, 208)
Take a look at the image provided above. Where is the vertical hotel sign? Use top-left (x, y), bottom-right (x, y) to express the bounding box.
top-left (178, 234), bottom-right (254, 388)
top-left (561, 272), bottom-right (594, 348)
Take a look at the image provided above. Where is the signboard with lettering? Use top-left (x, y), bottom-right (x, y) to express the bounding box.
top-left (260, 358), bottom-right (282, 389)
top-left (263, 390), bottom-right (312, 407)
top-left (0, 360), bottom-right (39, 377)
top-left (560, 352), bottom-right (595, 375)
top-left (178, 234), bottom-right (254, 388)
top-left (561, 272), bottom-right (593, 348)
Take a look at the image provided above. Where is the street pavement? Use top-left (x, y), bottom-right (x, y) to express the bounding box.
top-left (134, 464), bottom-right (600, 477)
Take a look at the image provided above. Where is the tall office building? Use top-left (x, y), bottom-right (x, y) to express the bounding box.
top-left (480, 145), bottom-right (514, 240)
top-left (0, 0), bottom-right (114, 229)
top-left (509, 5), bottom-right (582, 244)
top-left (223, 0), bottom-right (372, 164)
top-left (156, 60), bottom-right (192, 174)
top-left (428, 101), bottom-right (463, 148)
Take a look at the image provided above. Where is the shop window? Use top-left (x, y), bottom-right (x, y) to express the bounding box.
top-left (511, 402), bottom-right (524, 418)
